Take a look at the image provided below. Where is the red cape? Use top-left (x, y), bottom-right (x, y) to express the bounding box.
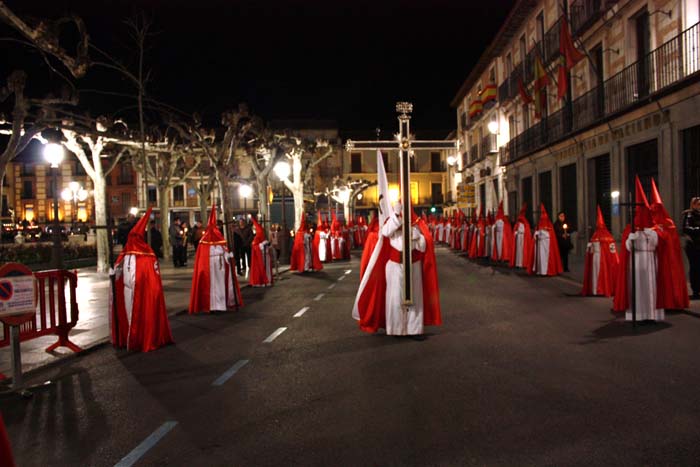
top-left (189, 207), bottom-right (242, 313)
top-left (360, 216), bottom-right (379, 279)
top-left (354, 216), bottom-right (441, 333)
top-left (111, 208), bottom-right (174, 352)
top-left (290, 213), bottom-right (323, 272)
top-left (650, 179), bottom-right (689, 310)
top-left (581, 206), bottom-right (619, 296)
top-left (529, 204), bottom-right (562, 276)
top-left (249, 217), bottom-right (273, 286)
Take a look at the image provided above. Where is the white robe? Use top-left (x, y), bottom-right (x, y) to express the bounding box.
top-left (533, 230), bottom-right (550, 275)
top-left (208, 246), bottom-right (236, 310)
top-left (625, 229), bottom-right (663, 321)
top-left (318, 231), bottom-right (329, 262)
top-left (303, 233), bottom-right (313, 271)
top-left (382, 215), bottom-right (426, 336)
top-left (494, 220), bottom-right (504, 259)
top-left (436, 224), bottom-right (444, 243)
top-left (587, 242), bottom-right (601, 294)
top-left (514, 223), bottom-right (525, 267)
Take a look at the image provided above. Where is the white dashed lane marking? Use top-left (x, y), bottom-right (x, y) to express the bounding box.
top-left (344, 269), bottom-right (352, 275)
top-left (212, 359), bottom-right (250, 386)
top-left (313, 293), bottom-right (325, 301)
top-left (263, 327), bottom-right (287, 343)
top-left (337, 276), bottom-right (345, 282)
top-left (115, 421), bottom-right (178, 467)
top-left (327, 283), bottom-right (336, 290)
top-left (293, 307), bottom-right (309, 318)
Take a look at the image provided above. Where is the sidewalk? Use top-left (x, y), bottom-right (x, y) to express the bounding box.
top-left (0, 258), bottom-right (289, 379)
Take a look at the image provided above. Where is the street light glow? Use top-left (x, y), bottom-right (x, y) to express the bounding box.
top-left (274, 160), bottom-right (291, 180)
top-left (239, 184), bottom-right (253, 199)
top-left (43, 143), bottom-right (65, 168)
top-left (129, 207), bottom-right (139, 216)
top-left (488, 120), bottom-right (499, 135)
top-left (611, 190), bottom-right (620, 199)
top-left (446, 155), bottom-right (457, 166)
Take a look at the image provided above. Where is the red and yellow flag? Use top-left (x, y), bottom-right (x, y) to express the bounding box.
top-left (557, 17), bottom-right (586, 100)
top-left (533, 55), bottom-right (550, 119)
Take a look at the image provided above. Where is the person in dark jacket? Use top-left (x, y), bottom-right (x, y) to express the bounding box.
top-left (682, 197), bottom-right (700, 299)
top-left (148, 221), bottom-right (163, 258)
top-left (553, 211), bottom-right (574, 272)
top-left (233, 217), bottom-right (253, 275)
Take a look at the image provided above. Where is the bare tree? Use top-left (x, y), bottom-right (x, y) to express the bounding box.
top-left (276, 137), bottom-right (334, 230)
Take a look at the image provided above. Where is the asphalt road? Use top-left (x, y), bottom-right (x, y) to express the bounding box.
top-left (3, 247), bottom-right (700, 466)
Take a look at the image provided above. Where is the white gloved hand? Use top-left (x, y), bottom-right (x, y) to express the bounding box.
top-left (412, 226), bottom-right (421, 240)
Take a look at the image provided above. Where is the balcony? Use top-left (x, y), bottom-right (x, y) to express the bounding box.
top-left (469, 144), bottom-right (480, 165)
top-left (570, 0), bottom-right (605, 37)
top-left (500, 63), bottom-right (524, 104)
top-left (504, 22), bottom-right (700, 165)
top-left (543, 17), bottom-right (562, 65)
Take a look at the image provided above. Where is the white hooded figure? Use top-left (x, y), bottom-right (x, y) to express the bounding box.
top-left (382, 202), bottom-right (426, 335)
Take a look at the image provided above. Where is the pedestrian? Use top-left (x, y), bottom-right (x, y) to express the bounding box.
top-left (110, 207), bottom-right (174, 352)
top-left (192, 220), bottom-right (204, 252)
top-left (169, 216), bottom-right (184, 267)
top-left (270, 223), bottom-right (281, 273)
top-left (181, 221), bottom-right (190, 267)
top-left (148, 220), bottom-right (163, 258)
top-left (553, 211), bottom-right (574, 272)
top-left (234, 218), bottom-right (253, 274)
top-left (682, 196), bottom-right (700, 299)
top-left (530, 204), bottom-right (563, 276)
top-left (249, 216), bottom-right (273, 286)
top-left (352, 201), bottom-right (441, 337)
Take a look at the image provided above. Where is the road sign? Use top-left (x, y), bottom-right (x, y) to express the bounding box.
top-left (0, 264), bottom-right (35, 318)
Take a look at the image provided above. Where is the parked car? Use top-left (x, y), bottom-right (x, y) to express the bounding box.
top-left (0, 217), bottom-right (16, 242)
top-left (18, 222), bottom-right (42, 242)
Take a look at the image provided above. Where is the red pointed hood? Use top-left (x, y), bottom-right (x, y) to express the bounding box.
top-left (331, 211), bottom-right (340, 232)
top-left (200, 205), bottom-right (226, 245)
top-left (125, 208), bottom-right (154, 254)
top-left (537, 204), bottom-right (554, 231)
top-left (649, 178), bottom-right (675, 228)
top-left (316, 212), bottom-right (323, 228)
top-left (591, 205), bottom-right (614, 242)
top-left (496, 201), bottom-right (505, 220)
top-left (297, 211), bottom-right (307, 233)
top-left (634, 176), bottom-right (653, 229)
top-left (251, 216), bottom-right (266, 243)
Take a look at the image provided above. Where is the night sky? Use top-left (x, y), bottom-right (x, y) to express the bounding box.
top-left (4, 0), bottom-right (515, 137)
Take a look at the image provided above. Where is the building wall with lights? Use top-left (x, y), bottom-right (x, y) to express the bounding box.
top-left (452, 0), bottom-right (700, 255)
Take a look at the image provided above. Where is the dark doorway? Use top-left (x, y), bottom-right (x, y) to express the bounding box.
top-left (627, 139), bottom-right (658, 203)
top-left (430, 152), bottom-right (442, 172)
top-left (589, 153), bottom-right (612, 230)
top-left (431, 183), bottom-right (443, 205)
top-left (522, 176), bottom-right (533, 225)
top-left (538, 171), bottom-right (553, 219)
top-left (683, 125), bottom-right (700, 207)
top-left (559, 163), bottom-right (577, 230)
top-left (635, 9), bottom-right (650, 98)
top-left (508, 191), bottom-right (518, 222)
top-left (479, 183), bottom-right (486, 213)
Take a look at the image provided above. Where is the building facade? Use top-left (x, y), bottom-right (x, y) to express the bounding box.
top-left (453, 0), bottom-right (700, 253)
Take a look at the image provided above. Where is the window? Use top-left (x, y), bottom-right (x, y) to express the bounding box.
top-left (508, 114), bottom-right (516, 139)
top-left (522, 176), bottom-right (533, 225)
top-left (522, 105), bottom-right (530, 130)
top-left (147, 186), bottom-right (157, 204)
top-left (519, 35), bottom-right (527, 69)
top-left (538, 171), bottom-right (552, 218)
top-left (351, 152), bottom-right (362, 173)
top-left (684, 126), bottom-right (700, 206)
top-left (505, 53), bottom-right (512, 75)
top-left (22, 181), bottom-right (33, 199)
top-left (536, 12), bottom-right (545, 44)
top-left (489, 66), bottom-right (496, 84)
top-left (21, 164), bottom-right (34, 176)
top-left (75, 162), bottom-right (87, 176)
top-left (627, 139), bottom-right (658, 205)
top-left (121, 192), bottom-right (131, 212)
top-left (430, 152), bottom-right (442, 172)
top-left (173, 185), bottom-right (185, 202)
top-left (559, 164), bottom-right (577, 229)
top-left (119, 162), bottom-right (133, 184)
top-left (431, 183), bottom-right (443, 205)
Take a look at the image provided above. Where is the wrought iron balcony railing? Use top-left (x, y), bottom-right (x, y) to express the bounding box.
top-left (503, 21), bottom-right (700, 165)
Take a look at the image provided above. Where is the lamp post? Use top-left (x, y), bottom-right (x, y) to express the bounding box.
top-left (44, 143), bottom-right (65, 269)
top-left (61, 181), bottom-right (89, 232)
top-left (273, 161), bottom-right (291, 264)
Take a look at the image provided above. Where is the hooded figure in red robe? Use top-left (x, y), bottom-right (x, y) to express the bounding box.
top-left (581, 206), bottom-right (619, 296)
top-left (530, 204), bottom-right (563, 276)
top-left (352, 205), bottom-right (441, 335)
top-left (492, 201), bottom-right (514, 263)
top-left (468, 205), bottom-right (486, 259)
top-left (650, 178), bottom-right (689, 310)
top-left (110, 207), bottom-right (174, 352)
top-left (249, 216), bottom-right (273, 287)
top-left (356, 215), bottom-right (368, 247)
top-left (290, 212), bottom-right (323, 272)
top-left (510, 203), bottom-right (534, 269)
top-left (189, 206), bottom-right (243, 313)
top-left (360, 214), bottom-right (379, 280)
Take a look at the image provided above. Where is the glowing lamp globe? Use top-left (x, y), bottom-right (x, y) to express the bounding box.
top-left (43, 143), bottom-right (65, 168)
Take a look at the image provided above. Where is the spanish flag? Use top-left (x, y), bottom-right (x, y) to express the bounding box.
top-left (533, 55), bottom-right (550, 119)
top-left (481, 84), bottom-right (497, 105)
top-left (468, 98), bottom-right (483, 118)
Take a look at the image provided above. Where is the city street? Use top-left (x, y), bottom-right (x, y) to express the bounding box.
top-left (3, 247), bottom-right (700, 466)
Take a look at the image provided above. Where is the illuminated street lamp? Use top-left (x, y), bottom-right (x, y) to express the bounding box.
top-left (487, 120), bottom-right (499, 135)
top-left (61, 181), bottom-right (89, 231)
top-left (44, 142), bottom-right (65, 269)
top-left (238, 183), bottom-right (253, 214)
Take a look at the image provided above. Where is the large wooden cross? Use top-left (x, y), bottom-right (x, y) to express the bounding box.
top-left (345, 102), bottom-right (459, 305)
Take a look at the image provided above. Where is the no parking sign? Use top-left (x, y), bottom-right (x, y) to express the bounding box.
top-left (0, 263), bottom-right (36, 318)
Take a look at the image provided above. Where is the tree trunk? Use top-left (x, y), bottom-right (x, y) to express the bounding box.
top-left (92, 176), bottom-right (110, 273)
top-left (256, 178), bottom-right (269, 227)
top-left (198, 183), bottom-right (209, 223)
top-left (291, 183), bottom-right (304, 231)
top-left (159, 186), bottom-right (171, 259)
top-left (343, 202), bottom-right (350, 223)
top-left (218, 173), bottom-right (235, 250)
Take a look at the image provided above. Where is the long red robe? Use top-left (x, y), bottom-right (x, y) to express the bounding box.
top-left (492, 201), bottom-right (514, 262)
top-left (529, 204), bottom-right (563, 276)
top-left (353, 214), bottom-right (441, 333)
top-left (249, 217), bottom-right (273, 287)
top-left (360, 216), bottom-right (379, 280)
top-left (650, 179), bottom-right (689, 310)
top-left (290, 213), bottom-right (322, 272)
top-left (189, 207), bottom-right (242, 313)
top-left (581, 206), bottom-right (619, 296)
top-left (110, 208), bottom-right (174, 352)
